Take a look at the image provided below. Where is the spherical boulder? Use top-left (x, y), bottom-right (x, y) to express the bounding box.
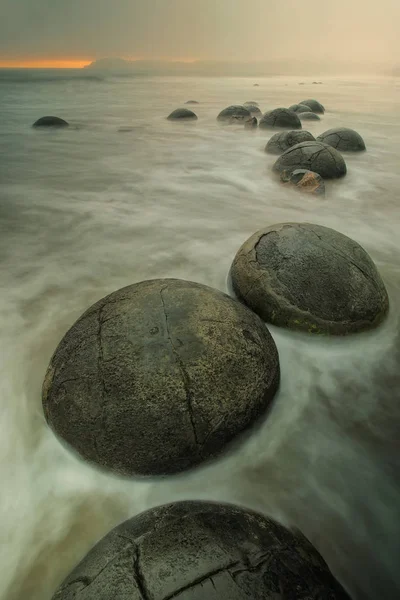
top-left (281, 169), bottom-right (326, 196)
top-left (245, 116), bottom-right (258, 129)
top-left (272, 141), bottom-right (347, 179)
top-left (217, 105), bottom-right (251, 122)
top-left (317, 127), bottom-right (366, 152)
top-left (229, 223), bottom-right (389, 335)
top-left (265, 130), bottom-right (315, 155)
top-left (185, 100), bottom-right (199, 104)
top-left (32, 116), bottom-right (69, 128)
top-left (244, 100), bottom-right (259, 107)
top-left (259, 108), bottom-right (302, 130)
top-left (42, 279), bottom-right (280, 477)
top-left (288, 103), bottom-right (313, 114)
top-left (244, 104), bottom-right (262, 116)
top-left (167, 108), bottom-right (198, 120)
top-left (50, 500), bottom-right (351, 600)
top-left (299, 99), bottom-right (325, 113)
top-left (299, 111), bottom-right (321, 121)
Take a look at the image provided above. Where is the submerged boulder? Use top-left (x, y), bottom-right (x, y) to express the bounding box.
top-left (230, 222), bottom-right (389, 335)
top-left (185, 100), bottom-right (199, 104)
top-left (217, 105), bottom-right (251, 122)
top-left (288, 103), bottom-right (312, 114)
top-left (244, 100), bottom-right (259, 107)
top-left (245, 116), bottom-right (258, 129)
top-left (265, 130), bottom-right (315, 155)
top-left (51, 500), bottom-right (351, 600)
top-left (273, 141), bottom-right (347, 179)
top-left (245, 104), bottom-right (262, 116)
top-left (317, 127), bottom-right (366, 152)
top-left (281, 169), bottom-right (326, 196)
top-left (299, 99), bottom-right (325, 113)
top-left (42, 279), bottom-right (280, 477)
top-left (259, 108), bottom-right (302, 130)
top-left (167, 108), bottom-right (198, 120)
top-left (299, 111), bottom-right (321, 121)
top-left (32, 116), bottom-right (69, 128)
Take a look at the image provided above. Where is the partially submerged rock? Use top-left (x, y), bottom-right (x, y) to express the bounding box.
top-left (42, 278), bottom-right (280, 477)
top-left (299, 111), bottom-right (321, 121)
top-left (229, 222), bottom-right (389, 335)
top-left (167, 108), bottom-right (198, 120)
top-left (265, 130), bottom-right (315, 155)
top-left (217, 105), bottom-right (251, 122)
top-left (51, 500), bottom-right (351, 600)
top-left (317, 127), bottom-right (366, 152)
top-left (273, 141), bottom-right (347, 179)
top-left (288, 103), bottom-right (312, 114)
top-left (185, 100), bottom-right (199, 104)
top-left (32, 116), bottom-right (69, 128)
top-left (281, 169), bottom-right (326, 196)
top-left (245, 116), bottom-right (258, 129)
top-left (299, 99), bottom-right (325, 113)
top-left (259, 108), bottom-right (302, 130)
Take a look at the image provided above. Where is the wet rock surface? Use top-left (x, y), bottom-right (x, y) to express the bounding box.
top-left (317, 127), bottom-right (366, 152)
top-left (272, 141), bottom-right (347, 179)
top-left (217, 105), bottom-right (251, 122)
top-left (230, 222), bottom-right (389, 335)
top-left (299, 111), bottom-right (321, 121)
top-left (167, 108), bottom-right (198, 120)
top-left (299, 99), bottom-right (325, 113)
top-left (42, 278), bottom-right (280, 477)
top-left (288, 103), bottom-right (312, 114)
top-left (259, 108), bottom-right (302, 130)
top-left (265, 130), bottom-right (315, 155)
top-left (32, 116), bottom-right (69, 128)
top-left (281, 169), bottom-right (326, 196)
top-left (51, 500), bottom-right (352, 600)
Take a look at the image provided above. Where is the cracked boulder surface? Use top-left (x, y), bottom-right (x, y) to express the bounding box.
top-left (167, 108), bottom-right (198, 120)
top-left (299, 111), bottom-right (320, 121)
top-left (272, 141), bottom-right (347, 179)
top-left (217, 105), bottom-right (251, 122)
top-left (316, 128), bottom-right (366, 152)
top-left (259, 108), bottom-right (302, 130)
top-left (51, 500), bottom-right (351, 600)
top-left (265, 130), bottom-right (315, 155)
top-left (32, 116), bottom-right (69, 128)
top-left (229, 223), bottom-right (389, 335)
top-left (298, 99), bottom-right (325, 114)
top-left (288, 103), bottom-right (312, 114)
top-left (281, 169), bottom-right (326, 196)
top-left (42, 278), bottom-right (280, 477)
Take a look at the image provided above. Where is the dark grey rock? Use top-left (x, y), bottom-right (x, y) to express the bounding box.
top-left (167, 108), bottom-right (198, 120)
top-left (282, 169), bottom-right (326, 196)
top-left (245, 116), bottom-right (258, 129)
top-left (299, 99), bottom-right (325, 113)
top-left (51, 500), bottom-right (351, 600)
top-left (259, 108), bottom-right (302, 130)
top-left (217, 105), bottom-right (251, 122)
top-left (265, 130), bottom-right (315, 155)
top-left (244, 104), bottom-right (262, 116)
top-left (42, 278), bottom-right (280, 477)
top-left (185, 100), bottom-right (199, 104)
top-left (272, 141), bottom-right (347, 179)
top-left (288, 103), bottom-right (312, 114)
top-left (230, 222), bottom-right (389, 335)
top-left (317, 127), bottom-right (366, 152)
top-left (253, 83), bottom-right (259, 86)
top-left (299, 111), bottom-right (321, 121)
top-left (32, 116), bottom-right (69, 128)
top-left (244, 101), bottom-right (259, 107)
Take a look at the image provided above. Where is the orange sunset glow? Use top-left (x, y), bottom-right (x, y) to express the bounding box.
top-left (0, 58), bottom-right (91, 69)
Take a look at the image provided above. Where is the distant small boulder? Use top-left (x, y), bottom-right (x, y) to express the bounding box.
top-left (288, 103), bottom-right (312, 114)
top-left (299, 99), bottom-right (325, 114)
top-left (217, 105), bottom-right (251, 122)
top-left (32, 116), bottom-right (69, 128)
top-left (185, 100), bottom-right (199, 104)
top-left (244, 101), bottom-right (259, 107)
top-left (299, 111), bottom-right (321, 121)
top-left (265, 130), bottom-right (315, 155)
top-left (317, 127), bottom-right (366, 152)
top-left (167, 108), bottom-right (198, 120)
top-left (253, 83), bottom-right (260, 86)
top-left (259, 108), bottom-right (302, 130)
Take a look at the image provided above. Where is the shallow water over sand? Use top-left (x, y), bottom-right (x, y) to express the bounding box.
top-left (0, 73), bottom-right (399, 599)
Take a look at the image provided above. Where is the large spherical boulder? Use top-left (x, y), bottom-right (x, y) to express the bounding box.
top-left (299, 111), bottom-right (321, 121)
top-left (32, 116), bottom-right (69, 128)
top-left (217, 105), bottom-right (251, 122)
top-left (229, 223), bottom-right (389, 335)
top-left (281, 169), bottom-right (326, 196)
top-left (51, 501), bottom-right (351, 600)
top-left (167, 108), bottom-right (198, 120)
top-left (317, 127), bottom-right (366, 152)
top-left (259, 108), bottom-right (302, 130)
top-left (265, 130), bottom-right (315, 155)
top-left (288, 103), bottom-right (312, 114)
top-left (299, 99), bottom-right (325, 113)
top-left (42, 279), bottom-right (280, 477)
top-left (272, 141), bottom-right (347, 179)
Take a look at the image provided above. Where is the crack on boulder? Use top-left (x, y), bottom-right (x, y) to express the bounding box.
top-left (133, 544), bottom-right (151, 600)
top-left (159, 286), bottom-right (200, 447)
top-left (162, 560), bottom-right (240, 600)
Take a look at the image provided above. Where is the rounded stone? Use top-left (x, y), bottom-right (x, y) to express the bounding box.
top-left (244, 104), bottom-right (262, 116)
top-left (51, 500), bottom-right (351, 600)
top-left (185, 100), bottom-right (199, 104)
top-left (42, 279), bottom-right (280, 477)
top-left (272, 141), bottom-right (347, 179)
top-left (229, 223), bottom-right (389, 335)
top-left (244, 100), bottom-right (259, 107)
top-left (259, 108), bottom-right (302, 130)
top-left (167, 108), bottom-right (198, 120)
top-left (299, 111), bottom-right (321, 121)
top-left (32, 116), bottom-right (69, 128)
top-left (282, 169), bottom-right (326, 196)
top-left (265, 130), bottom-right (315, 155)
top-left (245, 116), bottom-right (258, 129)
top-left (299, 99), bottom-right (325, 113)
top-left (217, 105), bottom-right (251, 122)
top-left (316, 127), bottom-right (366, 152)
top-left (288, 103), bottom-right (313, 114)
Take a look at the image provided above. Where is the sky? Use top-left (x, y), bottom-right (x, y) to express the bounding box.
top-left (0, 0), bottom-right (398, 68)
